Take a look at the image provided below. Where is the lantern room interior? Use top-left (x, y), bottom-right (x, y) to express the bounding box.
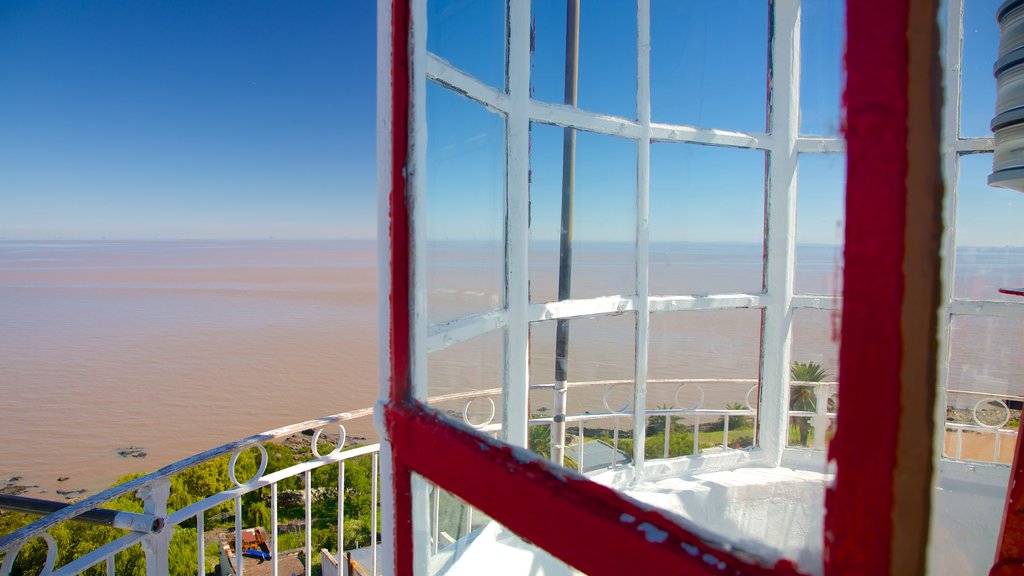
top-left (391, 0), bottom-right (1024, 574)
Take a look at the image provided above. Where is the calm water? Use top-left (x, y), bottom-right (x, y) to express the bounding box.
top-left (1, 239), bottom-right (1021, 498)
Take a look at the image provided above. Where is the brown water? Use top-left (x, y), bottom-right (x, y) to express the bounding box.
top-left (1, 239), bottom-right (1021, 499)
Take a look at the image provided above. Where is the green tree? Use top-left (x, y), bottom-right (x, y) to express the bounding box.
top-left (790, 361), bottom-right (829, 447)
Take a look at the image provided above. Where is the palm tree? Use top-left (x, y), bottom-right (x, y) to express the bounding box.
top-left (790, 361), bottom-right (830, 447)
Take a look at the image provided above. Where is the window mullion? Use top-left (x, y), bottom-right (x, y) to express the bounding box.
top-left (761, 0), bottom-right (801, 465)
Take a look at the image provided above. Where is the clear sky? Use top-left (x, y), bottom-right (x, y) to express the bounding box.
top-left (1, 1), bottom-right (1020, 246)
top-left (0, 1), bottom-right (376, 239)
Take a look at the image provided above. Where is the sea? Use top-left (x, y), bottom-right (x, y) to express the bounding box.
top-left (1, 239), bottom-right (1022, 498)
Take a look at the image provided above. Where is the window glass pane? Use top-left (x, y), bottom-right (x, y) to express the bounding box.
top-left (650, 0), bottom-right (768, 132)
top-left (427, 328), bottom-right (504, 430)
top-left (426, 83), bottom-right (505, 324)
top-left (531, 0), bottom-right (637, 119)
top-left (528, 313), bottom-right (636, 474)
top-left (932, 314), bottom-right (1021, 576)
top-left (646, 310), bottom-right (762, 456)
top-left (529, 124), bottom-right (636, 304)
top-left (945, 315), bottom-right (1024, 461)
top-left (795, 153), bottom-right (845, 296)
top-left (954, 154), bottom-right (1024, 302)
top-left (960, 0), bottom-right (1000, 137)
top-left (800, 0), bottom-right (844, 136)
top-left (416, 474), bottom-right (580, 576)
top-left (427, 0), bottom-right (506, 91)
top-left (789, 308), bottom-right (840, 449)
top-left (649, 143), bottom-right (765, 296)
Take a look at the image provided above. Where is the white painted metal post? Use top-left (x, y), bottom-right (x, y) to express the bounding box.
top-left (935, 0), bottom-right (964, 471)
top-left (234, 496), bottom-right (243, 576)
top-left (724, 415), bottom-right (731, 449)
top-left (271, 483), bottom-right (279, 576)
top-left (663, 415), bottom-right (671, 458)
top-left (196, 513), bottom-right (204, 576)
top-left (760, 0), bottom-right (801, 468)
top-left (431, 485), bottom-right (440, 554)
top-left (374, 0), bottom-right (395, 573)
top-left (138, 479), bottom-right (170, 576)
top-left (304, 471), bottom-right (312, 576)
top-left (338, 461), bottom-right (345, 563)
top-left (504, 0), bottom-right (531, 450)
top-left (407, 0), bottom-right (433, 573)
top-left (631, 0), bottom-right (652, 487)
top-left (372, 452), bottom-right (379, 576)
top-left (812, 385), bottom-right (829, 449)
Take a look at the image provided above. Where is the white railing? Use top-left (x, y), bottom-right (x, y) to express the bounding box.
top-left (944, 389), bottom-right (1023, 463)
top-left (0, 409), bottom-right (381, 576)
top-left (4, 380), bottom-right (1018, 575)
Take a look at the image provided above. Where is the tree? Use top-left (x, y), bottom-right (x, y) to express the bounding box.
top-left (790, 361), bottom-right (830, 447)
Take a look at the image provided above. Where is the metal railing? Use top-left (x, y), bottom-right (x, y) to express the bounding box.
top-left (4, 381), bottom-right (1019, 575)
top-left (943, 389), bottom-right (1023, 463)
top-left (0, 409), bottom-right (381, 576)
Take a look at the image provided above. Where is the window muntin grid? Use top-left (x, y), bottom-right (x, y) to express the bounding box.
top-left (417, 0), bottom-right (842, 467)
top-left (402, 0), bottom-right (1016, 571)
top-left (938, 0), bottom-right (1022, 471)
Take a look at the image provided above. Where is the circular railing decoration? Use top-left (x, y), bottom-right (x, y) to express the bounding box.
top-left (228, 444), bottom-right (269, 487)
top-left (673, 382), bottom-right (706, 411)
top-left (0, 532), bottom-right (57, 576)
top-left (311, 424), bottom-right (347, 458)
top-left (462, 397), bottom-right (496, 428)
top-left (602, 382), bottom-right (633, 413)
top-left (745, 384), bottom-right (758, 412)
top-left (973, 398), bottom-right (1012, 429)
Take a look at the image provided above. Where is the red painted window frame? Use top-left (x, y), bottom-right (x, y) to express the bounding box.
top-left (383, 0), bottom-right (940, 574)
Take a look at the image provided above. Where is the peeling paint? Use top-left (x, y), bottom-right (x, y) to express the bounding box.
top-left (637, 522), bottom-right (668, 544)
top-left (619, 513), bottom-right (636, 524)
top-left (682, 542), bottom-right (700, 557)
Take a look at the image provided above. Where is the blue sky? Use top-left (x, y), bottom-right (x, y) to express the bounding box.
top-left (1, 1), bottom-right (1019, 246)
top-left (1, 1), bottom-right (375, 239)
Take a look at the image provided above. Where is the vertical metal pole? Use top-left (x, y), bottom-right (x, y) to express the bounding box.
top-left (432, 485), bottom-right (441, 554)
top-left (196, 513), bottom-right (204, 576)
top-left (552, 0), bottom-right (581, 468)
top-left (234, 496), bottom-right (244, 576)
top-left (338, 461), bottom-right (345, 561)
top-left (304, 471), bottom-right (311, 576)
top-left (371, 452), bottom-right (378, 576)
top-left (271, 483), bottom-right (279, 576)
top-left (663, 415), bottom-right (671, 458)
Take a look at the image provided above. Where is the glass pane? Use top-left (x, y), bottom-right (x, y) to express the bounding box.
top-left (528, 313), bottom-right (636, 474)
top-left (531, 0), bottom-right (637, 119)
top-left (944, 315), bottom-right (1024, 463)
top-left (932, 314), bottom-right (1020, 576)
top-left (789, 308), bottom-right (840, 449)
top-left (960, 0), bottom-right (1000, 138)
top-left (646, 310), bottom-right (762, 456)
top-left (427, 328), bottom-right (504, 430)
top-left (800, 0), bottom-right (844, 136)
top-left (426, 83), bottom-right (505, 324)
top-left (529, 124), bottom-right (637, 304)
top-left (650, 0), bottom-right (768, 132)
top-left (416, 474), bottom-right (580, 576)
top-left (795, 153), bottom-right (845, 296)
top-left (649, 143), bottom-right (765, 296)
top-left (954, 154), bottom-right (1024, 302)
top-left (427, 0), bottom-right (506, 91)
top-left (930, 463), bottom-right (1011, 576)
